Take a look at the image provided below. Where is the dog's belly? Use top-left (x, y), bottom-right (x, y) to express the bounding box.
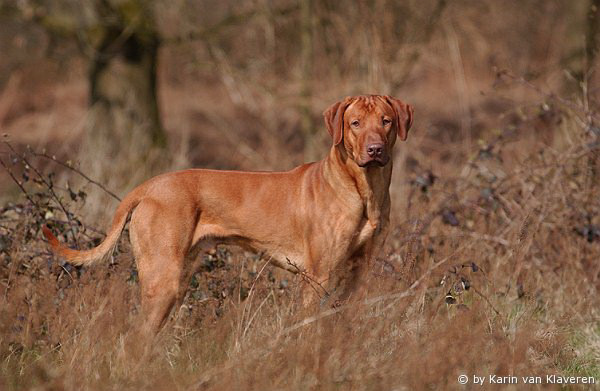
top-left (192, 226), bottom-right (307, 273)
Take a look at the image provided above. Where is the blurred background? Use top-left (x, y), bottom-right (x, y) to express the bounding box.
top-left (1, 0), bottom-right (597, 221)
top-left (1, 1), bottom-right (600, 389)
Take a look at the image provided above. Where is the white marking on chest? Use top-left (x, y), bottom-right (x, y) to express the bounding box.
top-left (355, 219), bottom-right (377, 248)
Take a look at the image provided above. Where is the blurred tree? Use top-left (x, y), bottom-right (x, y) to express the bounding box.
top-left (7, 0), bottom-right (166, 159)
top-left (586, 0), bottom-right (599, 193)
top-left (586, 0), bottom-right (600, 65)
top-left (299, 0), bottom-right (317, 161)
top-left (0, 0), bottom-right (168, 221)
top-left (88, 0), bottom-right (165, 148)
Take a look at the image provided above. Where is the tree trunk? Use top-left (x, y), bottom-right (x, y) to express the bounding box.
top-left (86, 6), bottom-right (165, 161)
top-left (586, 0), bottom-right (599, 195)
top-left (89, 29), bottom-right (165, 150)
top-left (299, 0), bottom-right (318, 162)
top-left (80, 1), bottom-right (166, 221)
top-left (586, 0), bottom-right (600, 65)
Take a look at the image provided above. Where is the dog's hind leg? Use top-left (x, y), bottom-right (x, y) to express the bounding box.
top-left (129, 199), bottom-right (196, 338)
top-left (171, 239), bottom-right (213, 323)
top-left (139, 254), bottom-right (184, 336)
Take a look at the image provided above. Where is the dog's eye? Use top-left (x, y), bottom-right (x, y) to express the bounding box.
top-left (351, 120), bottom-right (360, 127)
top-left (383, 118), bottom-right (392, 126)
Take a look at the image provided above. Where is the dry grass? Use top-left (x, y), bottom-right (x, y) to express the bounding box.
top-left (1, 100), bottom-right (599, 389)
top-left (1, 0), bottom-right (600, 389)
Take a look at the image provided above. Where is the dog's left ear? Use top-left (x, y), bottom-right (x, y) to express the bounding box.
top-left (323, 97), bottom-right (351, 146)
top-left (385, 96), bottom-right (414, 141)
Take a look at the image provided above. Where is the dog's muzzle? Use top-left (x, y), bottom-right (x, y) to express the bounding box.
top-left (358, 143), bottom-right (389, 167)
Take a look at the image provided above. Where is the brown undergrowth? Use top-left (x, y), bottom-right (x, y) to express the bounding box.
top-left (1, 82), bottom-right (599, 390)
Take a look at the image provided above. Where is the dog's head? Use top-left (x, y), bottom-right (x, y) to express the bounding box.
top-left (323, 95), bottom-right (414, 167)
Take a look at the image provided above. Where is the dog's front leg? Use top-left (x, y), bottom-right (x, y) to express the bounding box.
top-left (341, 217), bottom-right (391, 302)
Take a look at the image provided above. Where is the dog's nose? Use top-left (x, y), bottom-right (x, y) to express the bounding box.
top-left (366, 143), bottom-right (384, 158)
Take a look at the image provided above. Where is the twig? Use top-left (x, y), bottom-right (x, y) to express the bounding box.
top-left (242, 290), bottom-right (274, 339)
top-left (0, 157), bottom-right (38, 207)
top-left (239, 257), bottom-right (272, 340)
top-left (4, 142), bottom-right (73, 225)
top-left (462, 231), bottom-right (510, 247)
top-left (285, 258), bottom-right (330, 299)
top-left (1, 142), bottom-right (108, 241)
top-left (472, 286), bottom-right (501, 316)
top-left (30, 149), bottom-right (121, 201)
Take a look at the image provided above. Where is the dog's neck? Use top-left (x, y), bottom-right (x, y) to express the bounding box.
top-left (322, 145), bottom-right (392, 224)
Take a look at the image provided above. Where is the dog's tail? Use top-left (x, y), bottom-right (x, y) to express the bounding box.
top-left (42, 187), bottom-right (144, 266)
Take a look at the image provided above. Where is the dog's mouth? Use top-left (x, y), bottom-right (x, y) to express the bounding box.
top-left (358, 157), bottom-right (389, 168)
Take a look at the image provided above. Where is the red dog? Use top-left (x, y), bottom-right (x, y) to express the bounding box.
top-left (44, 95), bottom-right (414, 335)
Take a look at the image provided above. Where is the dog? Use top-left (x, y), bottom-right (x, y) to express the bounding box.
top-left (43, 94), bottom-right (414, 336)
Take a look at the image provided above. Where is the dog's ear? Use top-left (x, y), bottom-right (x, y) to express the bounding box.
top-left (385, 96), bottom-right (414, 141)
top-left (323, 98), bottom-right (350, 146)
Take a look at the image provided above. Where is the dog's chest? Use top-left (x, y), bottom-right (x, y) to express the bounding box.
top-left (348, 192), bottom-right (386, 251)
top-left (326, 204), bottom-right (379, 256)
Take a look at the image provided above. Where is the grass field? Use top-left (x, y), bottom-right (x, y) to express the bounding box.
top-left (1, 1), bottom-right (599, 389)
top-left (2, 100), bottom-right (599, 389)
